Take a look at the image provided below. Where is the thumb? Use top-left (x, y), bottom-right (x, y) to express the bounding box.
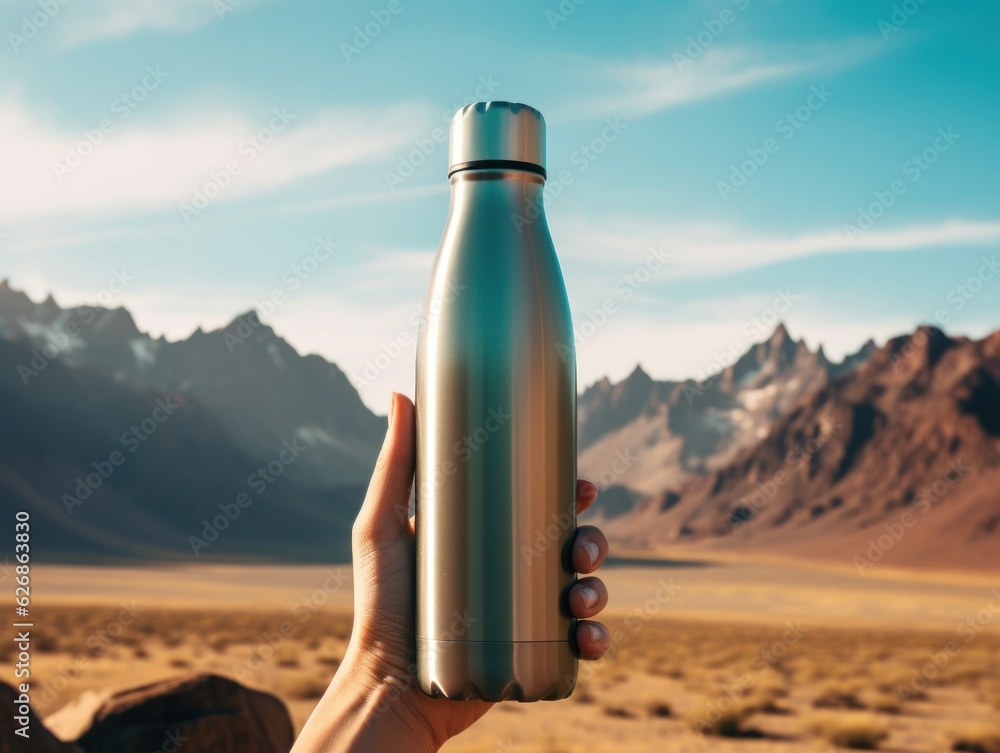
top-left (353, 391), bottom-right (415, 547)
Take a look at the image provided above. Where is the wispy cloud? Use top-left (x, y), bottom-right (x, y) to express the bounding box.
top-left (556, 215), bottom-right (1000, 278)
top-left (0, 224), bottom-right (176, 255)
top-left (554, 38), bottom-right (883, 122)
top-left (53, 0), bottom-right (263, 49)
top-left (0, 96), bottom-right (435, 224)
top-left (266, 183), bottom-right (448, 217)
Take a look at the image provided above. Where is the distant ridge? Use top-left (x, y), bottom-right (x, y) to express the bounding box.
top-left (578, 323), bottom-right (875, 499)
top-left (602, 326), bottom-right (1000, 572)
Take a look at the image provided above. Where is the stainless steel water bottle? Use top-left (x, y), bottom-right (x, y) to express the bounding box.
top-left (415, 101), bottom-right (578, 701)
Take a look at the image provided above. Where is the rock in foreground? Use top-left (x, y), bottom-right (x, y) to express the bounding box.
top-left (49, 674), bottom-right (294, 753)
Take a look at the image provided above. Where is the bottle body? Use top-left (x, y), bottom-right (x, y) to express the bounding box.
top-left (415, 168), bottom-right (578, 701)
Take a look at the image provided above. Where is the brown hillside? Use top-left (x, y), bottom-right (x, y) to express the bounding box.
top-left (605, 327), bottom-right (1000, 572)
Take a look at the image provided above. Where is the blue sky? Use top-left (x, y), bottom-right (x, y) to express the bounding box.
top-left (1, 0), bottom-right (998, 409)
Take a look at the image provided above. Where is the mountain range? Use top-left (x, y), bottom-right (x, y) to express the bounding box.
top-left (602, 326), bottom-right (1000, 571)
top-left (578, 323), bottom-right (875, 499)
top-left (1, 280), bottom-right (997, 570)
top-left (0, 281), bottom-right (379, 562)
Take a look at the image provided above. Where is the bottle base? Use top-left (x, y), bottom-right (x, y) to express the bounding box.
top-left (417, 638), bottom-right (578, 702)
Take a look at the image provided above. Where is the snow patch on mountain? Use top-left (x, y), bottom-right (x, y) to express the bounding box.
top-left (129, 338), bottom-right (158, 368)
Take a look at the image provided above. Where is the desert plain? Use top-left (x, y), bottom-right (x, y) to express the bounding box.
top-left (18, 554), bottom-right (1000, 753)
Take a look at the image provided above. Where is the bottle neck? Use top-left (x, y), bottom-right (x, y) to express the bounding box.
top-left (448, 169), bottom-right (548, 232)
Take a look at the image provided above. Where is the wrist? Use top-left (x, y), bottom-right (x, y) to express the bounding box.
top-left (292, 654), bottom-right (439, 753)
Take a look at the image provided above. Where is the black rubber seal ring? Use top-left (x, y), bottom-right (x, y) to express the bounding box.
top-left (449, 159), bottom-right (546, 179)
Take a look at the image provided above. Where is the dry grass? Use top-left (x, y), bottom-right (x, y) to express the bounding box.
top-left (602, 705), bottom-right (635, 719)
top-left (277, 673), bottom-right (329, 701)
top-left (950, 723), bottom-right (1000, 753)
top-left (813, 679), bottom-right (866, 709)
top-left (806, 712), bottom-right (890, 749)
top-left (687, 700), bottom-right (758, 737)
top-left (642, 697), bottom-right (672, 717)
top-left (24, 603), bottom-right (1000, 753)
top-left (862, 689), bottom-right (902, 715)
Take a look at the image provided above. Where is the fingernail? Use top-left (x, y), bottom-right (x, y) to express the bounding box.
top-left (581, 480), bottom-right (598, 497)
top-left (587, 623), bottom-right (604, 645)
top-left (388, 392), bottom-right (396, 424)
top-left (582, 540), bottom-right (600, 566)
top-left (578, 586), bottom-right (599, 610)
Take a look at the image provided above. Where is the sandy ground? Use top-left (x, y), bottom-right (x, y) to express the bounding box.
top-left (32, 554), bottom-right (1000, 627)
top-left (21, 556), bottom-right (1000, 752)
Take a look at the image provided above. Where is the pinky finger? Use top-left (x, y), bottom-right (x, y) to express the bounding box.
top-left (575, 620), bottom-right (610, 661)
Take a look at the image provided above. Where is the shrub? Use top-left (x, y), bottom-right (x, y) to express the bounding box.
top-left (950, 723), bottom-right (1000, 753)
top-left (643, 698), bottom-right (672, 717)
top-left (689, 701), bottom-right (758, 738)
top-left (813, 681), bottom-right (865, 710)
top-left (806, 713), bottom-right (889, 750)
top-left (603, 705), bottom-right (635, 719)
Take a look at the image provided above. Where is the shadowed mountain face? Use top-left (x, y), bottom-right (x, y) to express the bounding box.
top-left (0, 281), bottom-right (383, 489)
top-left (577, 324), bottom-right (876, 498)
top-left (0, 282), bottom-right (375, 562)
top-left (603, 327), bottom-right (1000, 571)
top-left (0, 337), bottom-right (362, 562)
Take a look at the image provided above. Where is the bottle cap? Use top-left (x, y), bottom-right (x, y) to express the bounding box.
top-left (448, 101), bottom-right (546, 178)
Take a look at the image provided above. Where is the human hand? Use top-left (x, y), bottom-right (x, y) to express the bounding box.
top-left (293, 392), bottom-right (611, 753)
